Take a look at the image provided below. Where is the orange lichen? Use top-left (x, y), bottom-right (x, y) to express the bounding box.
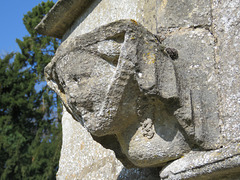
top-left (60, 91), bottom-right (67, 104)
top-left (143, 52), bottom-right (156, 64)
top-left (130, 19), bottom-right (138, 25)
top-left (80, 143), bottom-right (84, 150)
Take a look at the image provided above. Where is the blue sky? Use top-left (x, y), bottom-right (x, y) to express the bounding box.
top-left (0, 0), bottom-right (58, 55)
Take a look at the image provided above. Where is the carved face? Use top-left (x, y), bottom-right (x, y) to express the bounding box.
top-left (45, 20), bottom-right (191, 167)
top-left (53, 50), bottom-right (118, 134)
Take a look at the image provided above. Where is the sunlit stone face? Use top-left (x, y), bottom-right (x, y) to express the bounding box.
top-left (45, 20), bottom-right (192, 167)
top-left (56, 51), bottom-right (115, 120)
top-left (52, 46), bottom-right (127, 136)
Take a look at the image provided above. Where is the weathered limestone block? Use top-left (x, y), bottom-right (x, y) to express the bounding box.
top-left (45, 19), bottom-right (231, 175)
top-left (63, 0), bottom-right (144, 39)
top-left (157, 0), bottom-right (212, 30)
top-left (156, 0), bottom-right (240, 178)
top-left (37, 0), bottom-right (240, 179)
top-left (160, 143), bottom-right (240, 180)
top-left (163, 28), bottom-right (220, 149)
top-left (212, 0), bottom-right (240, 143)
top-left (57, 107), bottom-right (123, 180)
top-left (57, 107), bottom-right (160, 180)
top-left (45, 20), bottom-right (191, 168)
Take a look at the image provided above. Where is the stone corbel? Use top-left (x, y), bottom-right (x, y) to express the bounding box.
top-left (45, 20), bottom-right (235, 177)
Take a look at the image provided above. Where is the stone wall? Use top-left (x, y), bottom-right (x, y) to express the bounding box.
top-left (57, 107), bottom-right (160, 180)
top-left (58, 1), bottom-right (165, 179)
top-left (41, 0), bottom-right (240, 179)
top-left (62, 0), bottom-right (155, 39)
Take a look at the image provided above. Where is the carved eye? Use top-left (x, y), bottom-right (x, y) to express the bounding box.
top-left (70, 73), bottom-right (90, 82)
top-left (96, 40), bottom-right (122, 66)
top-left (71, 74), bottom-right (81, 82)
top-left (87, 33), bottom-right (125, 66)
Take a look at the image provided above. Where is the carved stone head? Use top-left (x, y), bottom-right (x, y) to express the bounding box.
top-left (45, 20), bottom-right (220, 168)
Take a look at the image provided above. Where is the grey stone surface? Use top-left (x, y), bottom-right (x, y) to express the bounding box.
top-left (45, 20), bottom-right (191, 168)
top-left (160, 143), bottom-right (240, 180)
top-left (36, 0), bottom-right (240, 179)
top-left (57, 107), bottom-right (160, 180)
top-left (212, 0), bottom-right (240, 144)
top-left (62, 0), bottom-right (147, 40)
top-left (35, 0), bottom-right (94, 38)
top-left (157, 0), bottom-right (240, 179)
top-left (156, 0), bottom-right (212, 30)
top-left (57, 107), bottom-right (123, 180)
top-left (45, 18), bottom-right (240, 179)
top-left (163, 28), bottom-right (220, 150)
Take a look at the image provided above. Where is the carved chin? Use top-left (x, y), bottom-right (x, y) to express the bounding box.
top-left (126, 150), bottom-right (181, 168)
top-left (126, 141), bottom-right (185, 167)
top-left (119, 130), bottom-right (190, 167)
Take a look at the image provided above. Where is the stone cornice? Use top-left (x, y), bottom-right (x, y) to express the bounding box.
top-left (35, 0), bottom-right (94, 38)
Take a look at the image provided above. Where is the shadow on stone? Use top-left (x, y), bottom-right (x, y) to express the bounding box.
top-left (117, 167), bottom-right (161, 180)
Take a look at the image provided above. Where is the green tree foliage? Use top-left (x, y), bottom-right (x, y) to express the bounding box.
top-left (0, 1), bottom-right (62, 179)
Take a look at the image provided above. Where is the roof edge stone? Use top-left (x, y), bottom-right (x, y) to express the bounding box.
top-left (35, 0), bottom-right (94, 38)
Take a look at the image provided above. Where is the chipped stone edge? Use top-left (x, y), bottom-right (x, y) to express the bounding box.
top-left (160, 143), bottom-right (240, 180)
top-left (35, 0), bottom-right (94, 38)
